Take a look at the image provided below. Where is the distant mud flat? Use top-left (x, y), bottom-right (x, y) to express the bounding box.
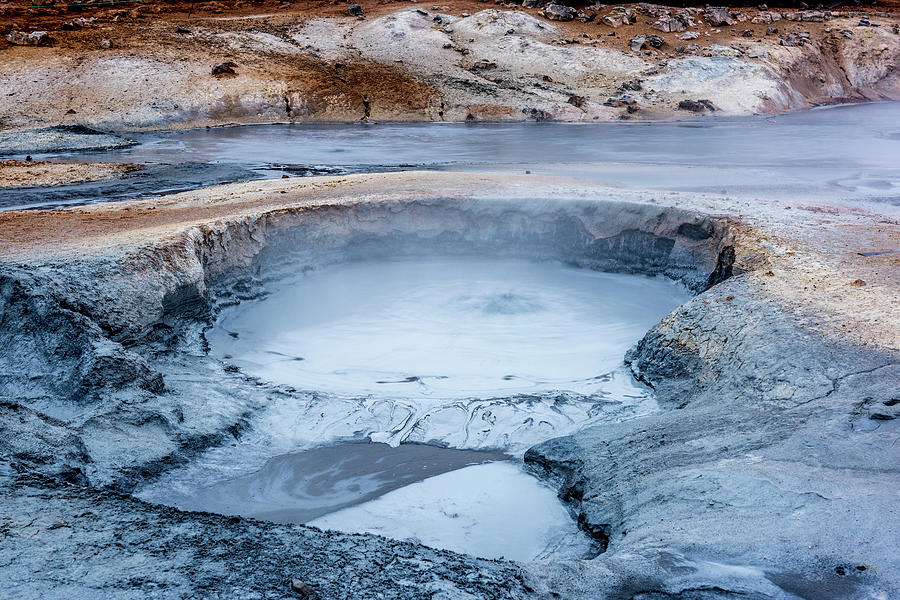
top-left (0, 160), bottom-right (142, 188)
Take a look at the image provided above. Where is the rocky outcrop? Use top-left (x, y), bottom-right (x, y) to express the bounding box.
top-left (524, 223), bottom-right (900, 597)
top-left (3, 8), bottom-right (898, 128)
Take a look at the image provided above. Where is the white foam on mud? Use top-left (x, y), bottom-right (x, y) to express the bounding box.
top-left (208, 258), bottom-right (688, 399)
top-left (309, 461), bottom-right (592, 562)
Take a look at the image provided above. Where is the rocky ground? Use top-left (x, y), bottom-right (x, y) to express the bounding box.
top-left (1, 1), bottom-right (899, 130)
top-left (0, 171), bottom-right (897, 598)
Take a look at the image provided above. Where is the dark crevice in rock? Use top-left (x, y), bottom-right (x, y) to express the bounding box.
top-left (706, 244), bottom-right (735, 289)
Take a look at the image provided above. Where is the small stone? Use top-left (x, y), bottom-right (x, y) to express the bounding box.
top-left (567, 95), bottom-right (584, 108)
top-left (869, 412), bottom-right (895, 420)
top-left (347, 3), bottom-right (363, 17)
top-left (211, 61), bottom-right (238, 75)
top-left (849, 279), bottom-right (866, 287)
top-left (471, 59), bottom-right (497, 70)
top-left (679, 31), bottom-right (699, 40)
top-left (99, 38), bottom-right (112, 49)
top-left (676, 43), bottom-right (699, 53)
top-left (290, 579), bottom-right (316, 597)
top-left (647, 34), bottom-right (664, 48)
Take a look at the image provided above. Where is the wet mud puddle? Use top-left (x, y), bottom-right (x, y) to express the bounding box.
top-left (138, 258), bottom-right (689, 561)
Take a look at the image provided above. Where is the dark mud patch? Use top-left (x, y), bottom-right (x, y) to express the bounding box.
top-left (140, 442), bottom-right (510, 524)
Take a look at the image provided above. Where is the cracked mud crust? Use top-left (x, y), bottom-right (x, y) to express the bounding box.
top-left (0, 171), bottom-right (897, 598)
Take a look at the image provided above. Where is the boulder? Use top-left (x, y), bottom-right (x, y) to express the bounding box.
top-left (647, 34), bottom-right (664, 48)
top-left (629, 34), bottom-right (646, 51)
top-left (652, 17), bottom-right (686, 33)
top-left (601, 7), bottom-right (636, 28)
top-left (542, 4), bottom-right (576, 22)
top-left (704, 6), bottom-right (735, 27)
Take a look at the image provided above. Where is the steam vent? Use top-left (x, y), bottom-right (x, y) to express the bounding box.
top-left (1, 1), bottom-right (899, 598)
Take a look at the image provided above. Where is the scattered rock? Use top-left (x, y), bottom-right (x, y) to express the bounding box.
top-left (786, 10), bottom-right (827, 22)
top-left (679, 31), bottom-right (699, 40)
top-left (99, 38), bottom-right (112, 49)
top-left (604, 97), bottom-right (636, 107)
top-left (676, 43), bottom-right (700, 53)
top-left (211, 61), bottom-right (238, 76)
top-left (849, 279), bottom-right (866, 287)
top-left (567, 95), bottom-right (584, 108)
top-left (347, 3), bottom-right (363, 17)
top-left (6, 31), bottom-right (50, 46)
top-left (780, 33), bottom-right (805, 46)
top-left (740, 29), bottom-right (753, 37)
top-left (704, 6), bottom-right (735, 27)
top-left (767, 26), bottom-right (779, 34)
top-left (647, 34), bottom-right (665, 48)
top-left (542, 4), bottom-right (576, 22)
top-left (61, 17), bottom-right (95, 30)
top-left (752, 11), bottom-right (781, 24)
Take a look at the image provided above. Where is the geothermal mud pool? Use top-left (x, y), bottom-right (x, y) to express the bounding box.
top-left (139, 256), bottom-right (688, 560)
top-left (3, 102), bottom-right (899, 211)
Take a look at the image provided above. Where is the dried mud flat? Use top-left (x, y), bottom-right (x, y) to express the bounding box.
top-left (0, 171), bottom-right (897, 598)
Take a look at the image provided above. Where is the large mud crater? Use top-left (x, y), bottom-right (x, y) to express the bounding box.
top-left (142, 252), bottom-right (687, 561)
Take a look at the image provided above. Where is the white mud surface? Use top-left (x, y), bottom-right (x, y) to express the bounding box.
top-left (207, 258), bottom-right (688, 399)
